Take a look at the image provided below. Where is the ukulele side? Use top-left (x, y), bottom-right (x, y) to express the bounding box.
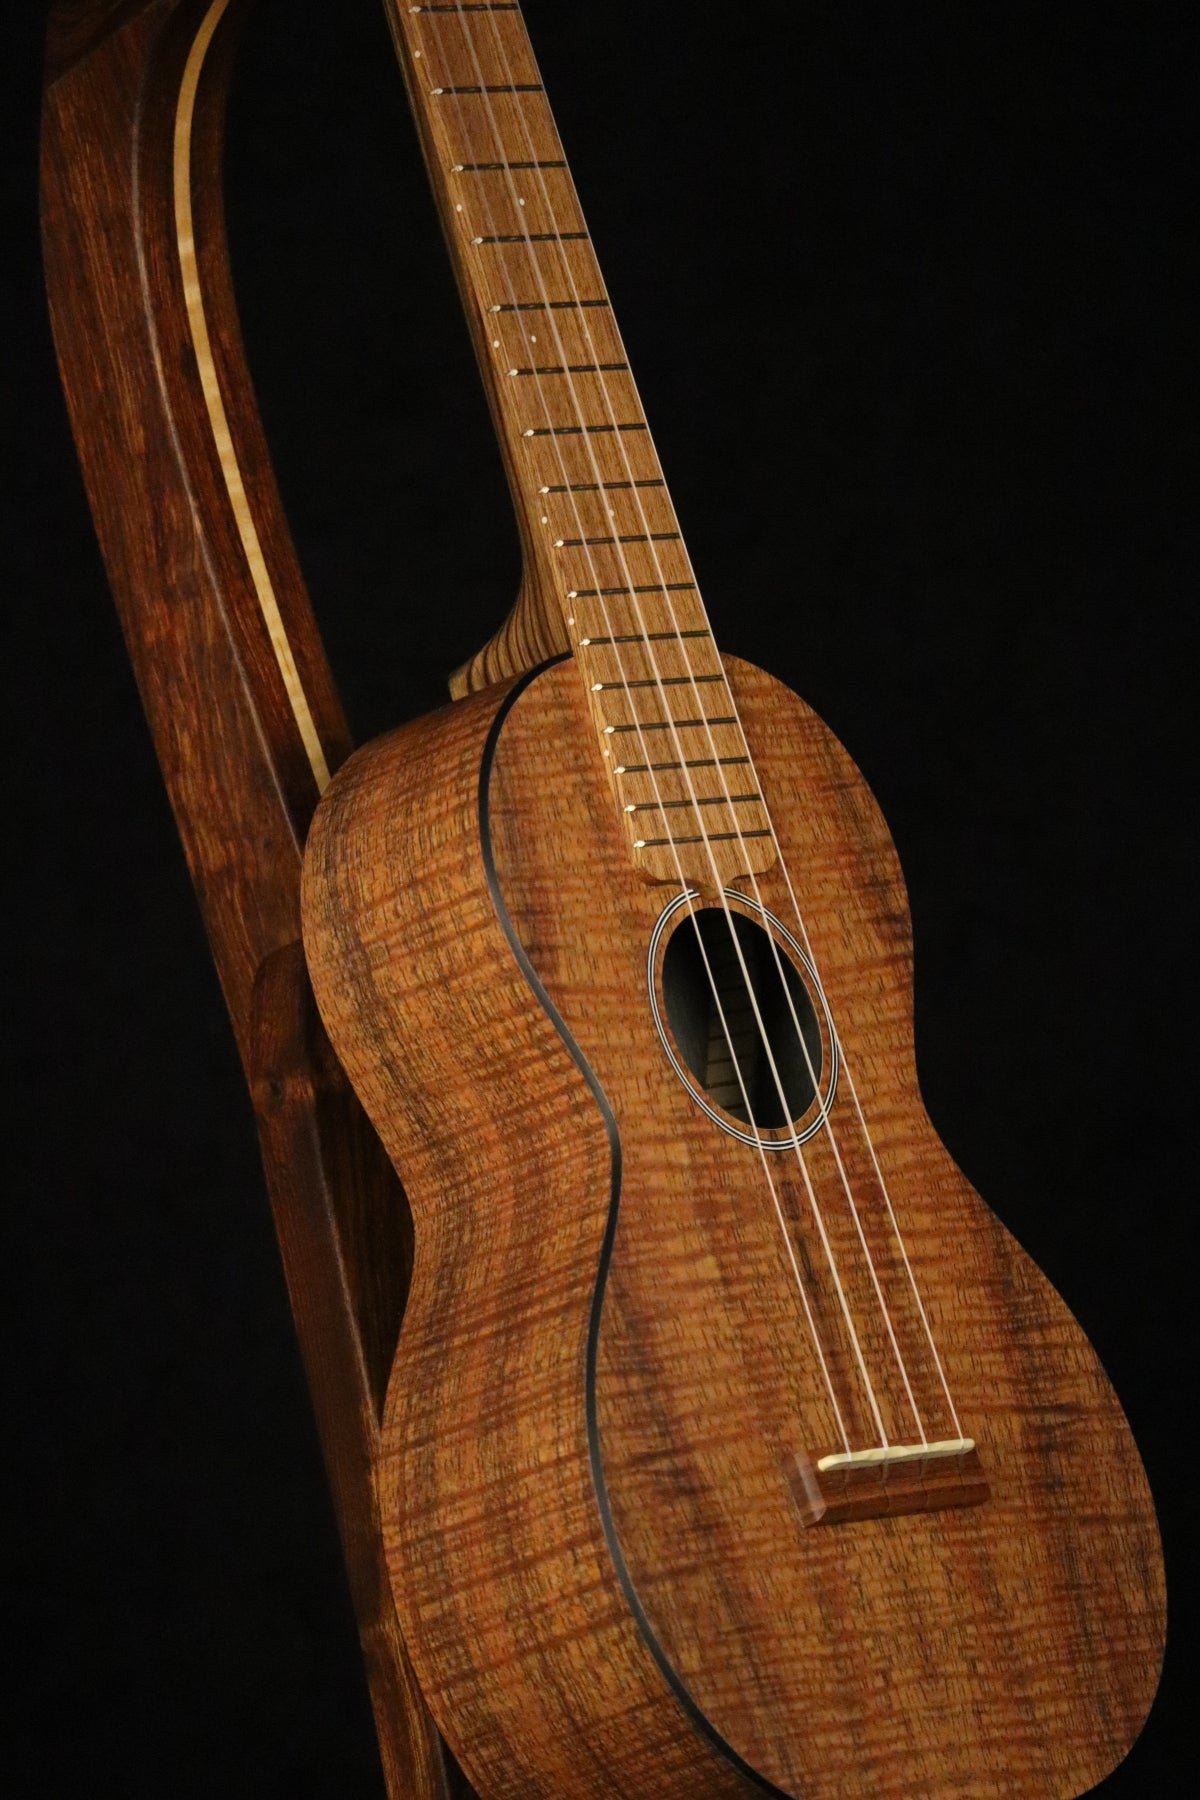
top-left (302, 664), bottom-right (749, 1799)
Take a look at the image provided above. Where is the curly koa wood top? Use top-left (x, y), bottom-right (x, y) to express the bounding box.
top-left (302, 655), bottom-right (1165, 1799)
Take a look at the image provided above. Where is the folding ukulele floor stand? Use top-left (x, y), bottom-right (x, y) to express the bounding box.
top-left (42, 3), bottom-right (476, 1793)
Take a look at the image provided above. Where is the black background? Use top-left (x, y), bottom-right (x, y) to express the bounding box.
top-left (2, 0), bottom-right (1194, 1794)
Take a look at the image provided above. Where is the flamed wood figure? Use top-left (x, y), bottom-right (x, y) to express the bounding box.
top-left (41, 0), bottom-right (467, 1793)
top-left (42, 0), bottom-right (1166, 1796)
top-left (302, 3), bottom-right (1167, 1798)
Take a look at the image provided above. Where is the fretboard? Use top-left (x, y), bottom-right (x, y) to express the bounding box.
top-left (389, 2), bottom-right (774, 886)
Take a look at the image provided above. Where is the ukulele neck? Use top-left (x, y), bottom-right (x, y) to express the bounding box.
top-left (390, 3), bottom-right (775, 886)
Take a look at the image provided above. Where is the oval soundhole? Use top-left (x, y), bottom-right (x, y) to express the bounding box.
top-left (660, 907), bottom-right (823, 1131)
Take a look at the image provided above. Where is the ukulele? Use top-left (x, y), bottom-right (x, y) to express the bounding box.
top-left (301, 5), bottom-right (1166, 1796)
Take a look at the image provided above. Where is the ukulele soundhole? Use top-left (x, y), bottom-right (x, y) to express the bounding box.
top-left (649, 891), bottom-right (838, 1146)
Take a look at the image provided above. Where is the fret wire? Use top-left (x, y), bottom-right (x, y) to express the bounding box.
top-left (512, 363), bottom-right (629, 375)
top-left (579, 627), bottom-right (705, 641)
top-left (525, 423), bottom-right (646, 437)
top-left (594, 675), bottom-right (724, 690)
top-left (614, 757), bottom-right (750, 771)
top-left (606, 717), bottom-right (738, 733)
top-left (563, 535), bottom-right (679, 548)
top-left (572, 583), bottom-right (695, 597)
top-left (627, 794), bottom-right (762, 811)
top-left (633, 831), bottom-right (774, 847)
top-left (431, 84), bottom-right (544, 94)
top-left (475, 232), bottom-right (589, 244)
top-left (493, 299), bottom-right (610, 311)
top-left (544, 479), bottom-right (663, 491)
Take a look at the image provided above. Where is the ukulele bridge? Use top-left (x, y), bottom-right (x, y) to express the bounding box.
top-left (789, 1437), bottom-right (989, 1527)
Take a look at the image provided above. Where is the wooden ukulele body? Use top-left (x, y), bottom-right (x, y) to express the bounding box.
top-left (302, 655), bottom-right (1164, 1800)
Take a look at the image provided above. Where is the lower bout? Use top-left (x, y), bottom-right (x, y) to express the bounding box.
top-left (378, 1382), bottom-right (760, 1800)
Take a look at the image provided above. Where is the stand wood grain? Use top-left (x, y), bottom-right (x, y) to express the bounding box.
top-left (41, 2), bottom-right (477, 1792)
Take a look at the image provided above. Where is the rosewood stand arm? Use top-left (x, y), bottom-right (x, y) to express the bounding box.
top-left (41, 2), bottom-right (476, 1793)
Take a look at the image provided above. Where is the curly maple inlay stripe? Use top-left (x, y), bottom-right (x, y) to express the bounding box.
top-left (173, 0), bottom-right (331, 791)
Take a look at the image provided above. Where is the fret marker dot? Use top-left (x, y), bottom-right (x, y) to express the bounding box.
top-left (540, 514), bottom-right (548, 523)
top-left (492, 339), bottom-right (500, 348)
top-left (455, 203), bottom-right (463, 212)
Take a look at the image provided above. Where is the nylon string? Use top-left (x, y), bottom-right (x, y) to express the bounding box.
top-left (452, 0), bottom-right (907, 1448)
top-left (463, 3), bottom-right (912, 1446)
top-left (437, 0), bottom-right (960, 1448)
top-left (433, 22), bottom-right (856, 1451)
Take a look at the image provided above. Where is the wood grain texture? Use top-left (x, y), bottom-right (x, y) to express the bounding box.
top-left (41, 4), bottom-right (470, 1792)
top-left (302, 653), bottom-right (1165, 1800)
top-left (248, 943), bottom-right (454, 1800)
top-left (383, 0), bottom-right (773, 887)
top-left (790, 1444), bottom-right (990, 1529)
